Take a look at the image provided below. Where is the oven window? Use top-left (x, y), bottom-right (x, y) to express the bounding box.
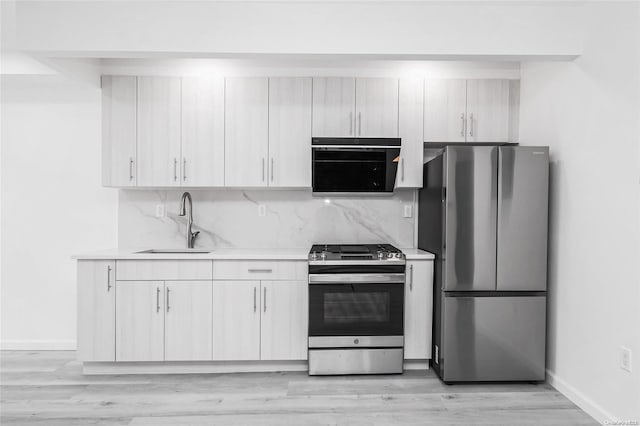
top-left (324, 292), bottom-right (390, 324)
top-left (309, 283), bottom-right (404, 336)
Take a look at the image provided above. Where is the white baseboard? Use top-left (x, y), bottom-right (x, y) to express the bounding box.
top-left (546, 369), bottom-right (617, 425)
top-left (0, 340), bottom-right (76, 350)
top-left (84, 360), bottom-right (308, 375)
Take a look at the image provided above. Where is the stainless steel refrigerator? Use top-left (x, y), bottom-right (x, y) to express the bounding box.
top-left (418, 146), bottom-right (549, 382)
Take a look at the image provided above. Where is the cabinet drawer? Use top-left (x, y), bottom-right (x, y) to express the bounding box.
top-left (116, 260), bottom-right (213, 281)
top-left (213, 260), bottom-right (307, 281)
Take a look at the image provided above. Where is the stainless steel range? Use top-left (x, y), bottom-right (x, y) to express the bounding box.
top-left (307, 244), bottom-right (405, 375)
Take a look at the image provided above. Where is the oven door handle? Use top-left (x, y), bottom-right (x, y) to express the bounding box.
top-left (308, 273), bottom-right (405, 284)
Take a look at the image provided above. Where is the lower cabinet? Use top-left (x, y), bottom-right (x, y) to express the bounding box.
top-left (164, 281), bottom-right (213, 361)
top-left (404, 260), bottom-right (434, 360)
top-left (116, 280), bottom-right (213, 362)
top-left (260, 281), bottom-right (308, 361)
top-left (212, 280), bottom-right (308, 361)
top-left (212, 281), bottom-right (261, 361)
top-left (116, 281), bottom-right (165, 362)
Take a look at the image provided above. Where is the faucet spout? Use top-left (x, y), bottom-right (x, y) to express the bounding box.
top-left (178, 192), bottom-right (199, 248)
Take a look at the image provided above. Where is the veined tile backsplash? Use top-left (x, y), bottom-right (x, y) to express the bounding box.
top-left (119, 189), bottom-right (417, 249)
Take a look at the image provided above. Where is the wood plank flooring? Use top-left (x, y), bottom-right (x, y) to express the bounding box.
top-left (0, 351), bottom-right (597, 425)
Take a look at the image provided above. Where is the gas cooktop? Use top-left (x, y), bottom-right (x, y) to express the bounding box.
top-left (309, 243), bottom-right (405, 262)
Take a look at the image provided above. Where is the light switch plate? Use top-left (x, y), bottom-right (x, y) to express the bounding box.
top-left (621, 346), bottom-right (633, 372)
top-left (155, 204), bottom-right (165, 218)
top-left (258, 204), bottom-right (266, 217)
top-left (403, 204), bottom-right (413, 218)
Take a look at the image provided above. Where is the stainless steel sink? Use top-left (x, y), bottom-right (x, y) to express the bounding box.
top-left (136, 248), bottom-right (212, 254)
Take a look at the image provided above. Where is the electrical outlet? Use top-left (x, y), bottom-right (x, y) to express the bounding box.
top-left (155, 204), bottom-right (165, 218)
top-left (258, 204), bottom-right (266, 217)
top-left (621, 346), bottom-right (632, 372)
top-left (403, 204), bottom-right (413, 218)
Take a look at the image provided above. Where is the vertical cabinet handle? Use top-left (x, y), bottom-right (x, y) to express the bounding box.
top-left (401, 158), bottom-right (405, 182)
top-left (349, 111), bottom-right (353, 136)
top-left (166, 287), bottom-right (170, 313)
top-left (263, 287), bottom-right (267, 312)
top-left (262, 158), bottom-right (265, 182)
top-left (358, 112), bottom-right (362, 135)
top-left (106, 265), bottom-right (112, 292)
top-left (468, 113), bottom-right (474, 137)
top-left (173, 158), bottom-right (178, 181)
top-left (460, 113), bottom-right (465, 137)
top-left (409, 264), bottom-right (414, 291)
top-left (129, 158), bottom-right (134, 181)
top-left (253, 287), bottom-right (257, 313)
top-left (183, 158), bottom-right (187, 182)
top-left (156, 287), bottom-right (160, 313)
top-left (270, 158), bottom-right (274, 182)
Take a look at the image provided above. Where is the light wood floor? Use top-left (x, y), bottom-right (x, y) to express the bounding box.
top-left (0, 351), bottom-right (596, 426)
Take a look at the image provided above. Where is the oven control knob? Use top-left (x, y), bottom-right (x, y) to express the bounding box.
top-left (394, 252), bottom-right (402, 258)
top-left (310, 251), bottom-right (317, 260)
top-left (320, 251), bottom-right (327, 260)
top-left (378, 251), bottom-right (384, 259)
top-left (354, 339), bottom-right (359, 345)
top-left (387, 252), bottom-right (394, 259)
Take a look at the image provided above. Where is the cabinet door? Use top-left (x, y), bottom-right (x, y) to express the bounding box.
top-left (312, 77), bottom-right (355, 137)
top-left (102, 76), bottom-right (136, 187)
top-left (224, 77), bottom-right (269, 187)
top-left (424, 79), bottom-right (467, 143)
top-left (355, 78), bottom-right (399, 137)
top-left (260, 281), bottom-right (308, 361)
top-left (397, 77), bottom-right (424, 188)
top-left (466, 79), bottom-right (510, 143)
top-left (164, 281), bottom-right (213, 361)
top-left (137, 77), bottom-right (182, 187)
top-left (268, 77), bottom-right (312, 187)
top-left (116, 281), bottom-right (165, 362)
top-left (181, 76), bottom-right (225, 186)
top-left (212, 281), bottom-right (260, 361)
top-left (404, 260), bottom-right (434, 360)
top-left (77, 260), bottom-right (116, 361)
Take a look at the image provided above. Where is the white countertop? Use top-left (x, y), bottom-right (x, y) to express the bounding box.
top-left (73, 247), bottom-right (434, 261)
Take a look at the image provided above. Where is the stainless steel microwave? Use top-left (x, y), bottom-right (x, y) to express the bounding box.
top-left (311, 138), bottom-right (401, 194)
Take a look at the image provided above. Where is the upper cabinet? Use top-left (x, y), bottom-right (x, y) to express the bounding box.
top-left (102, 76), bottom-right (137, 187)
top-left (137, 77), bottom-right (182, 187)
top-left (355, 78), bottom-right (399, 138)
top-left (312, 77), bottom-right (398, 137)
top-left (424, 79), bottom-right (519, 144)
top-left (224, 77), bottom-right (269, 187)
top-left (268, 77), bottom-right (312, 187)
top-left (181, 76), bottom-right (225, 187)
top-left (397, 77), bottom-right (424, 188)
top-left (311, 77), bottom-right (355, 137)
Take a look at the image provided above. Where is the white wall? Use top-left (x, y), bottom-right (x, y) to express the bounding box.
top-left (0, 75), bottom-right (118, 349)
top-left (519, 2), bottom-right (640, 422)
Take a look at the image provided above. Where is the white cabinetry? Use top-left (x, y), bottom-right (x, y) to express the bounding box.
top-left (212, 281), bottom-right (261, 361)
top-left (424, 79), bottom-right (517, 143)
top-left (115, 281), bottom-right (165, 362)
top-left (260, 281), bottom-right (308, 361)
top-left (397, 77), bottom-right (425, 188)
top-left (312, 77), bottom-right (398, 137)
top-left (77, 260), bottom-right (116, 361)
top-left (136, 77), bottom-right (182, 187)
top-left (181, 76), bottom-right (225, 186)
top-left (102, 76), bottom-right (137, 187)
top-left (268, 77), bottom-right (312, 187)
top-left (404, 259), bottom-right (434, 360)
top-left (224, 77), bottom-right (269, 187)
top-left (164, 281), bottom-right (213, 361)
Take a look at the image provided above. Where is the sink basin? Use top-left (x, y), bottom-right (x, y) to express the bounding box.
top-left (136, 248), bottom-right (213, 254)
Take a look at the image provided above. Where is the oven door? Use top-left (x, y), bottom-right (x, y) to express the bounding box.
top-left (308, 273), bottom-right (404, 338)
top-left (312, 147), bottom-right (401, 193)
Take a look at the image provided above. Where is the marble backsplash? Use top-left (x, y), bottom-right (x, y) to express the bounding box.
top-left (118, 189), bottom-right (417, 249)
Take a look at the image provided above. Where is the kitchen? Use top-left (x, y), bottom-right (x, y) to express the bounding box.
top-left (1, 1), bottom-right (639, 425)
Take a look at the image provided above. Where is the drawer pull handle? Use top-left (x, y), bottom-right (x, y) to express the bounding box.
top-left (248, 268), bottom-right (272, 273)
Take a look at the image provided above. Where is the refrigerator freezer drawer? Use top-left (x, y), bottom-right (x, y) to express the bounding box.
top-left (441, 295), bottom-right (546, 382)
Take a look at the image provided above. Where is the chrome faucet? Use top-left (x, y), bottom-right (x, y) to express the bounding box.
top-left (178, 192), bottom-right (200, 248)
